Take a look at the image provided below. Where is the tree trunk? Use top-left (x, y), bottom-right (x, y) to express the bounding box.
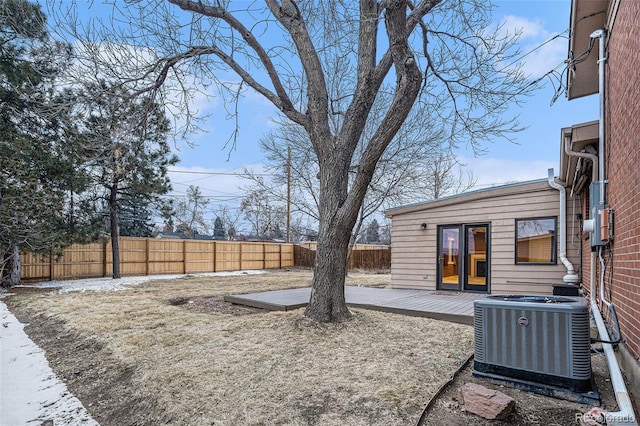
top-left (9, 245), bottom-right (20, 286)
top-left (305, 223), bottom-right (353, 323)
top-left (304, 156), bottom-right (355, 323)
top-left (110, 185), bottom-right (121, 279)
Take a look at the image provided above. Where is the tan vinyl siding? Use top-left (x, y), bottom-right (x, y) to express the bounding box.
top-left (387, 181), bottom-right (581, 294)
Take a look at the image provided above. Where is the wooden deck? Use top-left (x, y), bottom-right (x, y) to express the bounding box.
top-left (224, 287), bottom-right (485, 325)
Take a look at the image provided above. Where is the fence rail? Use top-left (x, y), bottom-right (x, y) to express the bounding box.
top-left (293, 245), bottom-right (390, 271)
top-left (20, 238), bottom-right (389, 283)
top-left (20, 237), bottom-right (294, 283)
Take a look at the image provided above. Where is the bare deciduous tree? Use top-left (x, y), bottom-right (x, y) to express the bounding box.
top-left (53, 0), bottom-right (531, 321)
top-left (420, 152), bottom-right (478, 200)
top-left (243, 109), bottom-right (475, 248)
top-left (171, 185), bottom-right (210, 237)
top-left (211, 205), bottom-right (243, 240)
top-left (240, 190), bottom-right (286, 240)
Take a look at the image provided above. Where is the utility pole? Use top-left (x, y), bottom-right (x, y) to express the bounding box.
top-left (286, 146), bottom-right (291, 243)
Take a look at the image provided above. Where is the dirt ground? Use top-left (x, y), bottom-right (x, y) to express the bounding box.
top-left (2, 269), bottom-right (629, 425)
top-left (421, 347), bottom-right (619, 426)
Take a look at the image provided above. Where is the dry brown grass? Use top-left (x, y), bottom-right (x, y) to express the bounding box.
top-left (7, 269), bottom-right (474, 426)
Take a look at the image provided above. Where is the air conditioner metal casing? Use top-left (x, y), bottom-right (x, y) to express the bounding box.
top-left (473, 295), bottom-right (591, 393)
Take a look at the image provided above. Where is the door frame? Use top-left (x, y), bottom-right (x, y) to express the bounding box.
top-left (436, 225), bottom-right (462, 291)
top-left (463, 224), bottom-right (490, 293)
top-left (436, 223), bottom-right (490, 293)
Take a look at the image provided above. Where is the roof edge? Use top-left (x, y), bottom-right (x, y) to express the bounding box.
top-left (385, 178), bottom-right (550, 218)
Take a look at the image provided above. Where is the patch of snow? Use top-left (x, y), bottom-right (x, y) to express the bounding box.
top-left (16, 269), bottom-right (266, 295)
top-left (1, 301), bottom-right (98, 425)
top-left (0, 269), bottom-right (266, 425)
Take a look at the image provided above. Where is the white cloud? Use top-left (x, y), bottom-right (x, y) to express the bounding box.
top-left (519, 36), bottom-right (567, 78)
top-left (500, 15), bottom-right (546, 40)
top-left (459, 156), bottom-right (556, 190)
top-left (167, 165), bottom-right (261, 201)
top-left (493, 15), bottom-right (568, 79)
top-left (164, 164), bottom-right (272, 234)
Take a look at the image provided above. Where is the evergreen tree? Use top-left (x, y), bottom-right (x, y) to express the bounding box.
top-left (0, 0), bottom-right (98, 285)
top-left (118, 193), bottom-right (156, 238)
top-left (213, 217), bottom-right (225, 239)
top-left (364, 219), bottom-right (380, 244)
top-left (79, 82), bottom-right (178, 277)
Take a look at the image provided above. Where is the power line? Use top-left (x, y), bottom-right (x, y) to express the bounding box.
top-left (167, 168), bottom-right (274, 177)
top-left (162, 193), bottom-right (245, 201)
top-left (497, 29), bottom-right (570, 75)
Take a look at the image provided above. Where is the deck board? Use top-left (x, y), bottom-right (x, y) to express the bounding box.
top-left (224, 286), bottom-right (485, 325)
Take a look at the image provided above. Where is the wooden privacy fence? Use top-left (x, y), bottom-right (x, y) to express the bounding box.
top-left (293, 245), bottom-right (391, 271)
top-left (20, 237), bottom-right (294, 283)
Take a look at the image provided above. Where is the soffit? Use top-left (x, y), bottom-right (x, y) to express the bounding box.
top-left (559, 120), bottom-right (599, 189)
top-left (567, 0), bottom-right (608, 100)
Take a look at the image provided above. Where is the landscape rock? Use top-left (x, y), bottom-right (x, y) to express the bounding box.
top-left (579, 407), bottom-right (608, 425)
top-left (458, 382), bottom-right (515, 420)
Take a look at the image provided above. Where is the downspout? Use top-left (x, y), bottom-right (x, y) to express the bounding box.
top-left (547, 169), bottom-right (579, 284)
top-left (586, 29), bottom-right (637, 426)
top-left (547, 169), bottom-right (580, 284)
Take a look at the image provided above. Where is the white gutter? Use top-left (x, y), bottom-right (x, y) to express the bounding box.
top-left (564, 134), bottom-right (598, 183)
top-left (547, 169), bottom-right (579, 284)
top-left (586, 28), bottom-right (637, 426)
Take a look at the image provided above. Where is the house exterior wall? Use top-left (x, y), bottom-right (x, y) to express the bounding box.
top-left (388, 181), bottom-right (581, 295)
top-left (569, 0), bottom-right (640, 393)
top-left (602, 0), bottom-right (640, 365)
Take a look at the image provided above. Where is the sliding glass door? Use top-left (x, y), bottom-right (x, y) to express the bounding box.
top-left (464, 225), bottom-right (488, 292)
top-left (438, 226), bottom-right (460, 290)
top-left (437, 224), bottom-right (489, 292)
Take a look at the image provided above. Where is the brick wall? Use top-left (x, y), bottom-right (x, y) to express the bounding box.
top-left (603, 0), bottom-right (640, 361)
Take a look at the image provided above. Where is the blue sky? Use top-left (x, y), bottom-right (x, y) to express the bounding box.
top-left (457, 0), bottom-right (598, 187)
top-left (43, 0), bottom-right (599, 227)
top-left (164, 0), bottom-right (599, 211)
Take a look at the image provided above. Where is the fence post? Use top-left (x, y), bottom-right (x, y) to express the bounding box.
top-left (263, 243), bottom-right (266, 270)
top-left (49, 248), bottom-right (54, 281)
top-left (103, 241), bottom-right (108, 277)
top-left (145, 238), bottom-right (150, 276)
top-left (183, 240), bottom-right (187, 274)
top-left (239, 243), bottom-right (242, 271)
top-left (212, 241), bottom-right (216, 273)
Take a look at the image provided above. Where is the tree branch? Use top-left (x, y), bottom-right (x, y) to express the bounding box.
top-left (166, 0), bottom-right (305, 121)
top-left (338, 0), bottom-right (441, 158)
top-left (265, 0), bottom-right (332, 150)
top-left (342, 0), bottom-right (426, 220)
top-left (357, 0), bottom-right (379, 83)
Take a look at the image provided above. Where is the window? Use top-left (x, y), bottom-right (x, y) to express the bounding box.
top-left (515, 217), bottom-right (557, 264)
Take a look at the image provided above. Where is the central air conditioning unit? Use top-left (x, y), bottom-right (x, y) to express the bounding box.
top-left (473, 295), bottom-right (592, 394)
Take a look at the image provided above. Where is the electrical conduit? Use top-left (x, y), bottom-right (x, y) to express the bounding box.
top-left (586, 28), bottom-right (636, 426)
top-left (563, 130), bottom-right (636, 426)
